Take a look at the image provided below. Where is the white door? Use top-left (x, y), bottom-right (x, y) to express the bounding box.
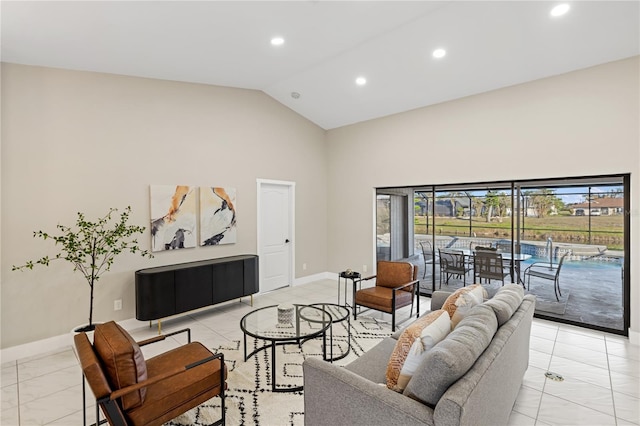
top-left (258, 180), bottom-right (294, 293)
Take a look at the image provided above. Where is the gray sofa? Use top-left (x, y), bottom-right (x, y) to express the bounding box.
top-left (303, 287), bottom-right (536, 426)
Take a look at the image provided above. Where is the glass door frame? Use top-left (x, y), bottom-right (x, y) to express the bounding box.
top-left (377, 173), bottom-right (630, 336)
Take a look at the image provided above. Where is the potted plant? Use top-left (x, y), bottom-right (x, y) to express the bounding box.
top-left (12, 206), bottom-right (153, 332)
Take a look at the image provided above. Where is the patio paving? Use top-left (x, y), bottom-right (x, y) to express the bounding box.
top-left (412, 254), bottom-right (624, 332)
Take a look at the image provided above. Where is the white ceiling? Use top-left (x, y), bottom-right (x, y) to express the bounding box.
top-left (2, 1), bottom-right (639, 129)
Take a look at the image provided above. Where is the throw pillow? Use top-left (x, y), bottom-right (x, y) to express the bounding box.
top-left (441, 284), bottom-right (488, 328)
top-left (93, 321), bottom-right (148, 410)
top-left (386, 310), bottom-right (451, 392)
top-left (484, 284), bottom-right (525, 326)
top-left (404, 303), bottom-right (498, 406)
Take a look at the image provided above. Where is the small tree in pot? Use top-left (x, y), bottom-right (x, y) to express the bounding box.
top-left (12, 206), bottom-right (153, 332)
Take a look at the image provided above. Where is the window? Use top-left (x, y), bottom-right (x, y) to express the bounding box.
top-left (377, 174), bottom-right (630, 335)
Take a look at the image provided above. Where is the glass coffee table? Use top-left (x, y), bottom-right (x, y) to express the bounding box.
top-left (305, 303), bottom-right (351, 362)
top-left (240, 304), bottom-right (331, 392)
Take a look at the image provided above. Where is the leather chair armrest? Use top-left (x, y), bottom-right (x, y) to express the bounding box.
top-left (391, 279), bottom-right (419, 292)
top-left (358, 274), bottom-right (377, 282)
top-left (137, 328), bottom-right (192, 346)
top-left (110, 352), bottom-right (224, 401)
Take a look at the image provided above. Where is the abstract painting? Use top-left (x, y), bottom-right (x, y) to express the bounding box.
top-left (150, 185), bottom-right (197, 252)
top-left (200, 187), bottom-right (237, 245)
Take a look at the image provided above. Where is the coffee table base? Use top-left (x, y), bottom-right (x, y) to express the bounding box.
top-left (306, 303), bottom-right (351, 363)
top-left (243, 333), bottom-right (327, 393)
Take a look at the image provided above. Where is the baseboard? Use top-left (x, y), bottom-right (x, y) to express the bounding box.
top-left (1, 274), bottom-right (340, 362)
top-left (293, 271), bottom-right (335, 286)
top-left (0, 317), bottom-right (147, 364)
top-left (629, 327), bottom-right (639, 346)
top-left (0, 333), bottom-right (73, 364)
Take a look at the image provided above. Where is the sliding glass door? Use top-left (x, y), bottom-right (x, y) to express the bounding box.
top-left (377, 174), bottom-right (629, 335)
top-left (376, 192), bottom-right (409, 262)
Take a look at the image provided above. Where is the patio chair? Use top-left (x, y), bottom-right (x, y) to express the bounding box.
top-left (524, 252), bottom-right (570, 301)
top-left (496, 242), bottom-right (512, 253)
top-left (473, 250), bottom-right (506, 286)
top-left (418, 241), bottom-right (436, 278)
top-left (74, 321), bottom-right (226, 426)
top-left (468, 242), bottom-right (492, 269)
top-left (470, 242), bottom-right (495, 251)
top-left (353, 260), bottom-right (419, 331)
top-left (438, 249), bottom-right (471, 288)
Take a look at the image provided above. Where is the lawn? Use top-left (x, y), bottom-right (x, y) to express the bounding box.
top-left (414, 214), bottom-right (624, 249)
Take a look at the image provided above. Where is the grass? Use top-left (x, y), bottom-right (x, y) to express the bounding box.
top-left (414, 215), bottom-right (624, 250)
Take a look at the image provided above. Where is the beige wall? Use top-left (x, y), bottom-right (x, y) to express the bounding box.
top-left (1, 64), bottom-right (328, 348)
top-left (2, 56), bottom-right (638, 349)
top-left (326, 57), bottom-right (640, 338)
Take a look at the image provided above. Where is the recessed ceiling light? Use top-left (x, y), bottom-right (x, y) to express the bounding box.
top-left (291, 92), bottom-right (300, 99)
top-left (432, 48), bottom-right (446, 59)
top-left (550, 4), bottom-right (570, 17)
top-left (355, 76), bottom-right (367, 86)
top-left (271, 37), bottom-right (285, 46)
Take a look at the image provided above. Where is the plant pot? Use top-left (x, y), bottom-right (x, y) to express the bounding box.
top-left (71, 323), bottom-right (102, 345)
top-left (73, 323), bottom-right (97, 333)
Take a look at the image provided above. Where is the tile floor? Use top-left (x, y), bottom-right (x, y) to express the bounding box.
top-left (1, 279), bottom-right (638, 425)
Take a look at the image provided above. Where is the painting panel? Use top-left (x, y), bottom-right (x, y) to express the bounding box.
top-left (150, 185), bottom-right (197, 252)
top-left (200, 187), bottom-right (237, 245)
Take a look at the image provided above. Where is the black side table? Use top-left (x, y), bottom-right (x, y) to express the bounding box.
top-left (338, 271), bottom-right (361, 308)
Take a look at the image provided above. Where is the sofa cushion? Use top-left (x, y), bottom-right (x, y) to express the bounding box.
top-left (441, 284), bottom-right (487, 328)
top-left (94, 321), bottom-right (148, 410)
top-left (345, 337), bottom-right (398, 384)
top-left (386, 310), bottom-right (450, 392)
top-left (484, 284), bottom-right (525, 326)
top-left (404, 303), bottom-right (498, 406)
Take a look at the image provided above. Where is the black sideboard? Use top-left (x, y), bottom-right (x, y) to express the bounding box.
top-left (135, 254), bottom-right (259, 322)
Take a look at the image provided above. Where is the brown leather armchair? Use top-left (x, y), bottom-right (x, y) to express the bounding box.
top-left (353, 261), bottom-right (419, 331)
top-left (74, 321), bottom-right (226, 426)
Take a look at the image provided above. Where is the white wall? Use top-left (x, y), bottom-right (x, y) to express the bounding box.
top-left (325, 57), bottom-right (640, 340)
top-left (1, 64), bottom-right (328, 348)
top-left (2, 56), bottom-right (638, 350)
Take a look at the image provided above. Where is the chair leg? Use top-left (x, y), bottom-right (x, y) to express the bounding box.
top-left (556, 277), bottom-right (562, 297)
top-left (220, 390), bottom-right (225, 426)
top-left (219, 354), bottom-right (226, 426)
top-left (409, 295), bottom-right (414, 319)
top-left (391, 295), bottom-right (397, 332)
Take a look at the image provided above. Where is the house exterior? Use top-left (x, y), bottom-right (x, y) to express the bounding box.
top-left (569, 197), bottom-right (624, 216)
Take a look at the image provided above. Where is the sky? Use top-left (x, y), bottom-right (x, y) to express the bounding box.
top-left (426, 186), bottom-right (623, 205)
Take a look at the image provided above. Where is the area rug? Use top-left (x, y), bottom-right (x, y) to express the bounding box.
top-left (164, 315), bottom-right (392, 426)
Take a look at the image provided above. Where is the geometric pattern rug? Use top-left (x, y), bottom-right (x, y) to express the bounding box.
top-left (164, 314), bottom-right (393, 425)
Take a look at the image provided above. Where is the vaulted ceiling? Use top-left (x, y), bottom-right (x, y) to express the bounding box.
top-left (2, 1), bottom-right (638, 129)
